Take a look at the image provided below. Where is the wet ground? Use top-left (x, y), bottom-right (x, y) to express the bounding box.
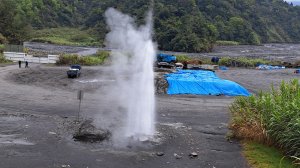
top-left (0, 63), bottom-right (299, 168)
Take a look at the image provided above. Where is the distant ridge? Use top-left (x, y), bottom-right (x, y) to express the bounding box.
top-left (3, 0), bottom-right (300, 52)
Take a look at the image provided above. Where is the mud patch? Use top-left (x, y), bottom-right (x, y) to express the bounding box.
top-left (0, 115), bottom-right (35, 146)
top-left (0, 134), bottom-right (34, 145)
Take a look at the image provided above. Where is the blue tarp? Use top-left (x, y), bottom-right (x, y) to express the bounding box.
top-left (166, 70), bottom-right (250, 96)
top-left (219, 66), bottom-right (229, 71)
top-left (157, 53), bottom-right (176, 63)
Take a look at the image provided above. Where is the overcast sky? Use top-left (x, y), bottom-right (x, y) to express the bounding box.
top-left (285, 0), bottom-right (300, 5)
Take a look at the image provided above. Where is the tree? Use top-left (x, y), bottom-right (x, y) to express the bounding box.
top-left (0, 0), bottom-right (31, 43)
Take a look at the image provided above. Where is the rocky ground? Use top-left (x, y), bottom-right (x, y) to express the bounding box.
top-left (24, 42), bottom-right (300, 63)
top-left (24, 42), bottom-right (99, 56)
top-left (0, 63), bottom-right (299, 168)
top-left (166, 43), bottom-right (300, 63)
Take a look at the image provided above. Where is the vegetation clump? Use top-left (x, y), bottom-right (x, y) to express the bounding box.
top-left (242, 141), bottom-right (297, 168)
top-left (175, 55), bottom-right (193, 63)
top-left (175, 55), bottom-right (276, 68)
top-left (215, 41), bottom-right (240, 46)
top-left (219, 57), bottom-right (272, 67)
top-left (0, 45), bottom-right (5, 53)
top-left (0, 53), bottom-right (12, 64)
top-left (0, 33), bottom-right (7, 44)
top-left (56, 51), bottom-right (109, 66)
top-left (230, 79), bottom-right (300, 163)
top-left (0, 42), bottom-right (11, 63)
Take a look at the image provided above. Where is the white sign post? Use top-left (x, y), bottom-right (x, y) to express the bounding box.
top-left (77, 90), bottom-right (84, 121)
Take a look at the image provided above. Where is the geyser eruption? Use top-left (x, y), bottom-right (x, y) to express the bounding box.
top-left (105, 8), bottom-right (156, 141)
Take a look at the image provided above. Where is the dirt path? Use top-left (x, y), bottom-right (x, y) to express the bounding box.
top-left (24, 42), bottom-right (100, 56)
top-left (6, 64), bottom-right (299, 167)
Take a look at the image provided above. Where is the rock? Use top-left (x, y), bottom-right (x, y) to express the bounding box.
top-left (155, 74), bottom-right (169, 94)
top-left (61, 165), bottom-right (70, 168)
top-left (73, 120), bottom-right (111, 143)
top-left (49, 132), bottom-right (57, 135)
top-left (189, 152), bottom-right (198, 158)
top-left (156, 152), bottom-right (165, 156)
top-left (174, 153), bottom-right (182, 159)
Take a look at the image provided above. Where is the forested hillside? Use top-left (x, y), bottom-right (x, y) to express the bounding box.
top-left (1, 0), bottom-right (300, 52)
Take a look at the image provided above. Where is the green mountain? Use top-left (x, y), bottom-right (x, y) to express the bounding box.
top-left (1, 0), bottom-right (300, 52)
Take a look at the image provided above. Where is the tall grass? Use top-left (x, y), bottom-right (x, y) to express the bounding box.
top-left (175, 55), bottom-right (275, 68)
top-left (216, 40), bottom-right (240, 46)
top-left (175, 55), bottom-right (192, 62)
top-left (56, 51), bottom-right (109, 66)
top-left (219, 57), bottom-right (272, 67)
top-left (175, 55), bottom-right (211, 64)
top-left (230, 79), bottom-right (300, 161)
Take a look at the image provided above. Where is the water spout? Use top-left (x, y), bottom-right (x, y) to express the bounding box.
top-left (104, 8), bottom-right (156, 142)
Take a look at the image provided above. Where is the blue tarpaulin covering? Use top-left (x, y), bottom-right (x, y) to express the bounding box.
top-left (219, 66), bottom-right (229, 71)
top-left (166, 70), bottom-right (250, 96)
top-left (157, 53), bottom-right (176, 63)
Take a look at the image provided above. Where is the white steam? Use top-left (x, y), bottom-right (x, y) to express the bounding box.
top-left (104, 8), bottom-right (156, 142)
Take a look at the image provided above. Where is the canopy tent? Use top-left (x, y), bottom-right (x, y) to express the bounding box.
top-left (166, 70), bottom-right (250, 96)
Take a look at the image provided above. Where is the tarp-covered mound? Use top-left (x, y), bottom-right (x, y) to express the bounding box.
top-left (166, 70), bottom-right (250, 96)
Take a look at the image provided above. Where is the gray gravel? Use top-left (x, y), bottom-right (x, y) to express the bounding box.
top-left (0, 63), bottom-right (299, 168)
top-left (24, 42), bottom-right (100, 56)
top-left (24, 42), bottom-right (300, 62)
top-left (164, 43), bottom-right (300, 62)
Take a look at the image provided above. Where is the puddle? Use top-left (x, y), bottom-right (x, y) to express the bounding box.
top-left (0, 116), bottom-right (34, 146)
top-left (76, 79), bottom-right (115, 83)
top-left (0, 134), bottom-right (34, 145)
top-left (0, 116), bottom-right (25, 122)
top-left (160, 122), bottom-right (185, 129)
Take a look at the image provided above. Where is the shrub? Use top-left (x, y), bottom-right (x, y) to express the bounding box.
top-left (175, 55), bottom-right (192, 62)
top-left (56, 54), bottom-right (80, 65)
top-left (0, 33), bottom-right (7, 44)
top-left (230, 79), bottom-right (300, 160)
top-left (219, 57), bottom-right (271, 67)
top-left (216, 40), bottom-right (239, 46)
top-left (56, 51), bottom-right (110, 66)
top-left (175, 54), bottom-right (206, 64)
top-left (0, 44), bottom-right (4, 53)
top-left (0, 53), bottom-right (11, 63)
